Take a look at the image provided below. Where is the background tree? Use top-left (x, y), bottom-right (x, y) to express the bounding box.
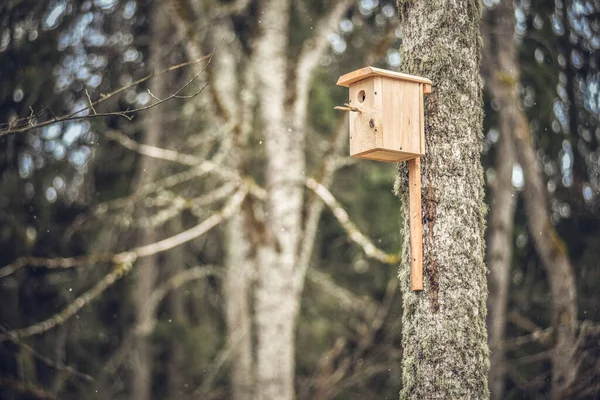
top-left (0, 1), bottom-right (410, 399)
top-left (482, 0), bottom-right (600, 398)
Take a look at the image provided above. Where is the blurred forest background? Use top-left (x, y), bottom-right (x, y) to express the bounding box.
top-left (0, 0), bottom-right (598, 399)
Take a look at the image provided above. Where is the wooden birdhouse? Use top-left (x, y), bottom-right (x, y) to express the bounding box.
top-left (336, 66), bottom-right (432, 162)
top-left (336, 67), bottom-right (432, 292)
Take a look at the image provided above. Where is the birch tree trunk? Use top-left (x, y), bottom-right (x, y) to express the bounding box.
top-left (169, 2), bottom-right (354, 398)
top-left (395, 1), bottom-right (489, 398)
top-left (482, 1), bottom-right (578, 398)
top-left (481, 4), bottom-right (517, 399)
top-left (253, 1), bottom-right (303, 399)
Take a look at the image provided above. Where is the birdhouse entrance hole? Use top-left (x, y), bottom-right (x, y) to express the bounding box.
top-left (358, 90), bottom-right (366, 103)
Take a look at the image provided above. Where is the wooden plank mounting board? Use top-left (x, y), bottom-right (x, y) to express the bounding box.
top-left (408, 158), bottom-right (423, 291)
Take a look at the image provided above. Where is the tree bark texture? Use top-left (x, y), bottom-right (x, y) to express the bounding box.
top-left (482, 1), bottom-right (578, 398)
top-left (395, 1), bottom-right (489, 398)
top-left (481, 4), bottom-right (517, 399)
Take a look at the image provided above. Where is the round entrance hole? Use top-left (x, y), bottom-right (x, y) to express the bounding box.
top-left (357, 90), bottom-right (366, 103)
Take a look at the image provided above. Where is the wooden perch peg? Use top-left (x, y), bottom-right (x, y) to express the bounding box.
top-left (334, 103), bottom-right (362, 113)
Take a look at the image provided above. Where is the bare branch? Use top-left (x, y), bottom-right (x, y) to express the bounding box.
top-left (502, 327), bottom-right (554, 349)
top-left (296, 22), bottom-right (401, 283)
top-left (95, 266), bottom-right (223, 385)
top-left (0, 185), bottom-right (248, 278)
top-left (104, 130), bottom-right (266, 200)
top-left (307, 267), bottom-right (376, 318)
top-left (305, 178), bottom-right (400, 265)
top-left (85, 89), bottom-right (97, 115)
top-left (135, 265), bottom-right (222, 335)
top-left (0, 326), bottom-right (95, 383)
top-left (195, 336), bottom-right (235, 396)
top-left (103, 184), bottom-right (237, 229)
top-left (0, 261), bottom-right (134, 341)
top-left (0, 378), bottom-right (57, 400)
top-left (104, 130), bottom-right (202, 166)
top-left (297, 118), bottom-right (348, 282)
top-left (0, 254), bottom-right (114, 279)
top-left (355, 278), bottom-right (397, 355)
top-left (291, 0), bottom-right (354, 132)
top-left (0, 55), bottom-right (212, 136)
top-left (295, 0), bottom-right (353, 82)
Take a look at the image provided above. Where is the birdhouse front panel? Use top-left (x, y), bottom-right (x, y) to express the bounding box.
top-left (337, 67), bottom-right (431, 163)
top-left (348, 76), bottom-right (383, 157)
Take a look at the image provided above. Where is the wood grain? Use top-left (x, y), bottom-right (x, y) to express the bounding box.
top-left (337, 66), bottom-right (432, 89)
top-left (408, 157), bottom-right (423, 291)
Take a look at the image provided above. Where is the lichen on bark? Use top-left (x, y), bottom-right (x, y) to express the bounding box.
top-left (394, 1), bottom-right (489, 398)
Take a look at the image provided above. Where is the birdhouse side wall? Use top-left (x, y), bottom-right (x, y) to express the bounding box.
top-left (381, 78), bottom-right (423, 156)
top-left (348, 77), bottom-right (383, 156)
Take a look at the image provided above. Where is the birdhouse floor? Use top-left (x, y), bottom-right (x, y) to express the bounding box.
top-left (351, 148), bottom-right (422, 163)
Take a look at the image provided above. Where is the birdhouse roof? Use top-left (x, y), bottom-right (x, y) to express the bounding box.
top-left (336, 66), bottom-right (432, 88)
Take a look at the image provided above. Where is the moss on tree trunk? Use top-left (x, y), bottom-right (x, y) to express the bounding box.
top-left (394, 1), bottom-right (489, 398)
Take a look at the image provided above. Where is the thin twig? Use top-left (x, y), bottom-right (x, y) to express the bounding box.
top-left (0, 185), bottom-right (248, 279)
top-left (135, 265), bottom-right (223, 335)
top-left (0, 326), bottom-right (95, 383)
top-left (0, 262), bottom-right (134, 341)
top-left (305, 178), bottom-right (400, 265)
top-left (0, 186), bottom-right (247, 340)
top-left (0, 54), bottom-right (213, 136)
top-left (0, 378), bottom-right (57, 400)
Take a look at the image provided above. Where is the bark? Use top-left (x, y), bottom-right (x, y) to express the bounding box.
top-left (253, 1), bottom-right (301, 399)
top-left (395, 1), bottom-right (489, 398)
top-left (482, 1), bottom-right (578, 398)
top-left (225, 213), bottom-right (255, 400)
top-left (481, 4), bottom-right (517, 399)
top-left (131, 4), bottom-right (169, 399)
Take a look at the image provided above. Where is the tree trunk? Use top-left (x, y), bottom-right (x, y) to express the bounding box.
top-left (253, 1), bottom-right (302, 399)
top-left (395, 1), bottom-right (489, 398)
top-left (169, 2), bottom-right (355, 398)
top-left (485, 116), bottom-right (516, 400)
top-left (209, 19), bottom-right (258, 400)
top-left (481, 4), bottom-right (518, 399)
top-left (164, 219), bottom-right (186, 399)
top-left (481, 1), bottom-right (578, 398)
top-left (225, 214), bottom-right (256, 400)
top-left (484, 105), bottom-right (516, 399)
top-left (131, 4), bottom-right (169, 399)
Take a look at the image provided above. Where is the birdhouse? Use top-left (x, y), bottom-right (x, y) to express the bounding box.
top-left (336, 66), bottom-right (432, 162)
top-left (336, 67), bottom-right (432, 292)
